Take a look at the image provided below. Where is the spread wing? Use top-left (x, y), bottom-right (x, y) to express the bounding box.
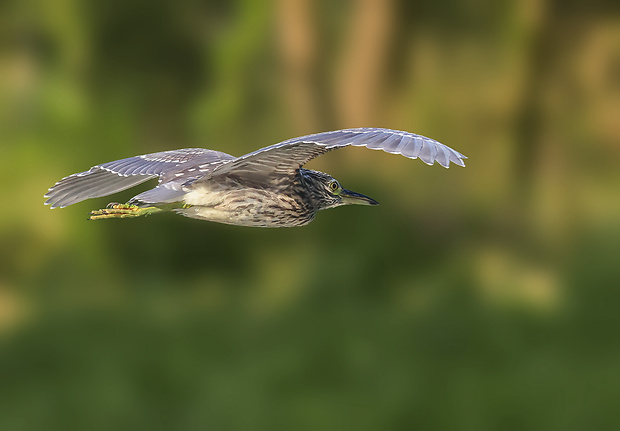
top-left (208, 128), bottom-right (466, 180)
top-left (44, 148), bottom-right (234, 208)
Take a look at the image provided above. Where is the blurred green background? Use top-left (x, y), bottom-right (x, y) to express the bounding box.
top-left (1, 0), bottom-right (620, 429)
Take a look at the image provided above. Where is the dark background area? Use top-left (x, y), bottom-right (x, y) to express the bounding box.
top-left (1, 0), bottom-right (619, 429)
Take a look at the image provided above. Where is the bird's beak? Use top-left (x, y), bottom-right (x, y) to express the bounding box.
top-left (340, 189), bottom-right (379, 206)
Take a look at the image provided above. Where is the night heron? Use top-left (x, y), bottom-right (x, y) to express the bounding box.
top-left (44, 128), bottom-right (466, 227)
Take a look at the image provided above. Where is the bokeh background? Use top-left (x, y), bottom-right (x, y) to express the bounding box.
top-left (1, 0), bottom-right (620, 429)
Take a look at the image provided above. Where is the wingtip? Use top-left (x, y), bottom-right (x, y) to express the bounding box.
top-left (44, 198), bottom-right (62, 209)
top-left (448, 152), bottom-right (467, 168)
top-left (437, 157), bottom-right (466, 168)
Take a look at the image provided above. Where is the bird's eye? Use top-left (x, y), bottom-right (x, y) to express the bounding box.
top-left (329, 181), bottom-right (340, 193)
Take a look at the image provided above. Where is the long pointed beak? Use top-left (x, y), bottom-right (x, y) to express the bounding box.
top-left (341, 189), bottom-right (379, 206)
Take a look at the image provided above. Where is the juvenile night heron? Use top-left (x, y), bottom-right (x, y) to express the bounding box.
top-left (44, 128), bottom-right (466, 227)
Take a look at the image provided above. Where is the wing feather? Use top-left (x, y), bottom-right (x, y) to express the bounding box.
top-left (380, 134), bottom-right (405, 153)
top-left (45, 148), bottom-right (234, 208)
top-left (209, 128), bottom-right (466, 179)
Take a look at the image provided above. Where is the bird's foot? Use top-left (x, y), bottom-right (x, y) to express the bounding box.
top-left (89, 204), bottom-right (162, 220)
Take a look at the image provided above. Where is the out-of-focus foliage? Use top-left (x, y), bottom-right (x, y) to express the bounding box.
top-left (1, 0), bottom-right (619, 429)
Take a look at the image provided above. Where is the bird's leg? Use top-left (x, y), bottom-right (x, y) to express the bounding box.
top-left (89, 203), bottom-right (164, 220)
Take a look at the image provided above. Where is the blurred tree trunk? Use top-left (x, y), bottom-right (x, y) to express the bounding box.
top-left (276, 0), bottom-right (396, 133)
top-left (276, 0), bottom-right (320, 135)
top-left (333, 0), bottom-right (394, 127)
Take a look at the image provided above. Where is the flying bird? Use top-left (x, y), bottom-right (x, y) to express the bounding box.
top-left (44, 128), bottom-right (466, 227)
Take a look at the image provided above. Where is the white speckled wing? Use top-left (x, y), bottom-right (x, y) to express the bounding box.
top-left (44, 148), bottom-right (233, 208)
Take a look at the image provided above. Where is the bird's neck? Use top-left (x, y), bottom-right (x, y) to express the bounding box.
top-left (297, 169), bottom-right (327, 212)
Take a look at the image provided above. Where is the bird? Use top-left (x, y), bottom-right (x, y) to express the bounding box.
top-left (44, 128), bottom-right (466, 227)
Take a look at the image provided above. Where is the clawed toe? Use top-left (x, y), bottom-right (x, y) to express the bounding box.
top-left (90, 204), bottom-right (140, 220)
top-left (89, 204), bottom-right (161, 220)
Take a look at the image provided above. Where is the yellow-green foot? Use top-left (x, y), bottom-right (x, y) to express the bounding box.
top-left (89, 203), bottom-right (162, 220)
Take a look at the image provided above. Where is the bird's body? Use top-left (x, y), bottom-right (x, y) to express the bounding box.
top-left (44, 128), bottom-right (466, 227)
top-left (178, 169), bottom-right (312, 227)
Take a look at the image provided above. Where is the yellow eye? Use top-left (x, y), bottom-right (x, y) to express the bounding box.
top-left (329, 181), bottom-right (340, 193)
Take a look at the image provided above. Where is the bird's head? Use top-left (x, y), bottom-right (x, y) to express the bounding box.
top-left (299, 169), bottom-right (379, 211)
